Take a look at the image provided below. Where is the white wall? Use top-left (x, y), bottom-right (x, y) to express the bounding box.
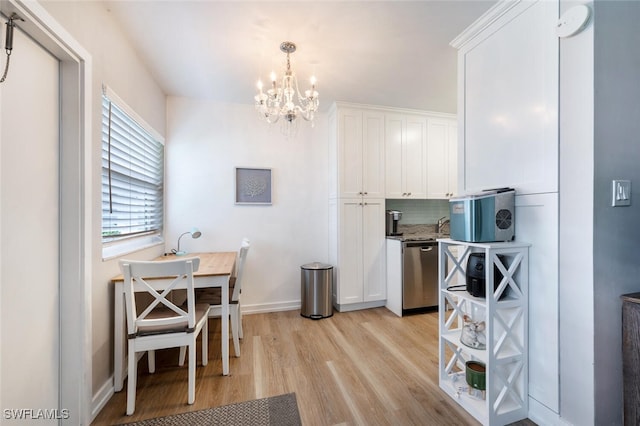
top-left (40, 0), bottom-right (167, 413)
top-left (166, 98), bottom-right (329, 312)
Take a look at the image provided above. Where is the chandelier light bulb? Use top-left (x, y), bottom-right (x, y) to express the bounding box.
top-left (257, 80), bottom-right (263, 92)
top-left (310, 76), bottom-right (317, 86)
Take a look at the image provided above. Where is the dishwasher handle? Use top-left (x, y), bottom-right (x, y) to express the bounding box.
top-left (420, 246), bottom-right (434, 252)
top-left (402, 241), bottom-right (437, 249)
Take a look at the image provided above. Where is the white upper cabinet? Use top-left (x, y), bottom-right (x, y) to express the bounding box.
top-left (330, 103), bottom-right (457, 201)
top-left (330, 105), bottom-right (385, 199)
top-left (452, 0), bottom-right (558, 195)
top-left (385, 113), bottom-right (428, 199)
top-left (427, 117), bottom-right (458, 199)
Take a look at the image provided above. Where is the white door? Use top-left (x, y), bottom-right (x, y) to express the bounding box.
top-left (1, 25), bottom-right (61, 419)
top-left (338, 199), bottom-right (364, 305)
top-left (384, 114), bottom-right (404, 198)
top-left (338, 108), bottom-right (363, 198)
top-left (362, 199), bottom-right (386, 302)
top-left (361, 111), bottom-right (385, 198)
top-left (447, 121), bottom-right (458, 197)
top-left (404, 115), bottom-right (427, 198)
top-left (426, 119), bottom-right (450, 199)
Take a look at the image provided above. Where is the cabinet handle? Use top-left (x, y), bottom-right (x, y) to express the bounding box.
top-left (364, 191), bottom-right (368, 195)
top-left (407, 192), bottom-right (412, 196)
top-left (358, 191), bottom-right (363, 195)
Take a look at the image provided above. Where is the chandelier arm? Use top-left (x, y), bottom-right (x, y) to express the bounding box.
top-left (289, 74), bottom-right (317, 115)
top-left (298, 108), bottom-right (314, 122)
top-left (289, 73), bottom-right (305, 104)
top-left (265, 112), bottom-right (280, 124)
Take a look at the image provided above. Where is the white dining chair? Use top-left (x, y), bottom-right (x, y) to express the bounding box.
top-left (180, 238), bottom-right (250, 364)
top-left (120, 257), bottom-right (210, 415)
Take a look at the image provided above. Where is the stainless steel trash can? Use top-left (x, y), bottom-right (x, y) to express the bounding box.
top-left (300, 262), bottom-right (333, 319)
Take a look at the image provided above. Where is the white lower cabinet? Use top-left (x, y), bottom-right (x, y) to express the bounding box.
top-left (438, 239), bottom-right (529, 425)
top-left (330, 198), bottom-right (386, 311)
top-left (385, 238), bottom-right (402, 316)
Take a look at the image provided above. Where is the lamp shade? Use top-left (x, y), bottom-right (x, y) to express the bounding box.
top-left (174, 227), bottom-right (202, 256)
top-left (190, 227), bottom-right (202, 239)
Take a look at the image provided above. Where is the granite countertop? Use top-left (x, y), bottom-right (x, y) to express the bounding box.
top-left (386, 223), bottom-right (450, 242)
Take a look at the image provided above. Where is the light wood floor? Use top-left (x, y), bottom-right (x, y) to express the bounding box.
top-left (92, 308), bottom-right (535, 425)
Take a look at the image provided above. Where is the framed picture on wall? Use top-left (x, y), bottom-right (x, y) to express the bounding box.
top-left (235, 167), bottom-right (272, 205)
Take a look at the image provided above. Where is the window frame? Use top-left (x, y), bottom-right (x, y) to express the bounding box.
top-left (101, 85), bottom-right (165, 260)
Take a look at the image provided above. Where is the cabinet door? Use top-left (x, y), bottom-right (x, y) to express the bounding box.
top-left (385, 114), bottom-right (427, 199)
top-left (515, 193), bottom-right (558, 411)
top-left (447, 121), bottom-right (458, 197)
top-left (460, 1), bottom-right (558, 195)
top-left (385, 238), bottom-right (403, 316)
top-left (427, 118), bottom-right (456, 199)
top-left (404, 115), bottom-right (427, 198)
top-left (362, 111), bottom-right (385, 198)
top-left (384, 114), bottom-right (404, 198)
top-left (338, 108), bottom-right (364, 198)
top-left (362, 199), bottom-right (386, 301)
top-left (337, 199), bottom-right (364, 304)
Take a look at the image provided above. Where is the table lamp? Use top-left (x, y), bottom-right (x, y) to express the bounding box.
top-left (173, 227), bottom-right (202, 256)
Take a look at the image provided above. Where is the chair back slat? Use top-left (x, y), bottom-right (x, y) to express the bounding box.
top-left (120, 258), bottom-right (201, 337)
top-left (232, 239), bottom-right (250, 301)
top-left (135, 275), bottom-right (187, 319)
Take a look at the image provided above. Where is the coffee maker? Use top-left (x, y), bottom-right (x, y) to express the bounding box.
top-left (385, 210), bottom-right (403, 236)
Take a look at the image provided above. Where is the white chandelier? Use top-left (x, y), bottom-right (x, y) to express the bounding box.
top-left (254, 41), bottom-right (319, 127)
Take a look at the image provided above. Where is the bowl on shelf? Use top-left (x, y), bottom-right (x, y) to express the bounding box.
top-left (465, 360), bottom-right (486, 399)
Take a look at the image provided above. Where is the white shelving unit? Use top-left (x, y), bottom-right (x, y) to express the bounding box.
top-left (438, 238), bottom-right (529, 426)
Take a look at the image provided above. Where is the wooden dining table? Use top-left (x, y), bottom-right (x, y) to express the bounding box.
top-left (111, 251), bottom-right (237, 392)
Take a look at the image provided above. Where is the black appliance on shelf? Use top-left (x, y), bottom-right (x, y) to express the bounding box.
top-left (465, 253), bottom-right (507, 299)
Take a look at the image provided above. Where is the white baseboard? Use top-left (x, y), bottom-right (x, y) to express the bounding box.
top-left (241, 300), bottom-right (301, 314)
top-left (91, 377), bottom-right (114, 422)
top-left (529, 396), bottom-right (572, 426)
top-left (335, 300), bottom-right (386, 312)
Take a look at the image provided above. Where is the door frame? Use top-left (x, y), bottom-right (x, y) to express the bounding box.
top-left (0, 0), bottom-right (92, 423)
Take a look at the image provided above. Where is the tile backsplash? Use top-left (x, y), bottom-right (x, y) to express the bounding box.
top-left (385, 199), bottom-right (450, 225)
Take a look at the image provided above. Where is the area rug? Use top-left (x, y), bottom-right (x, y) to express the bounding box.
top-left (119, 393), bottom-right (301, 426)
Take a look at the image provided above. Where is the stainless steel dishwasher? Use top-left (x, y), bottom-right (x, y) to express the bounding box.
top-left (402, 240), bottom-right (438, 311)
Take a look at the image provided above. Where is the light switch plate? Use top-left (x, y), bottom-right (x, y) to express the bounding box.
top-left (612, 180), bottom-right (631, 207)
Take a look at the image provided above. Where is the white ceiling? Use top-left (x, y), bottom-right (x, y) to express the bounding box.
top-left (103, 1), bottom-right (496, 114)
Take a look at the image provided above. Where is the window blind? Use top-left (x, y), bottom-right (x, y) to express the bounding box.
top-left (101, 93), bottom-right (164, 243)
